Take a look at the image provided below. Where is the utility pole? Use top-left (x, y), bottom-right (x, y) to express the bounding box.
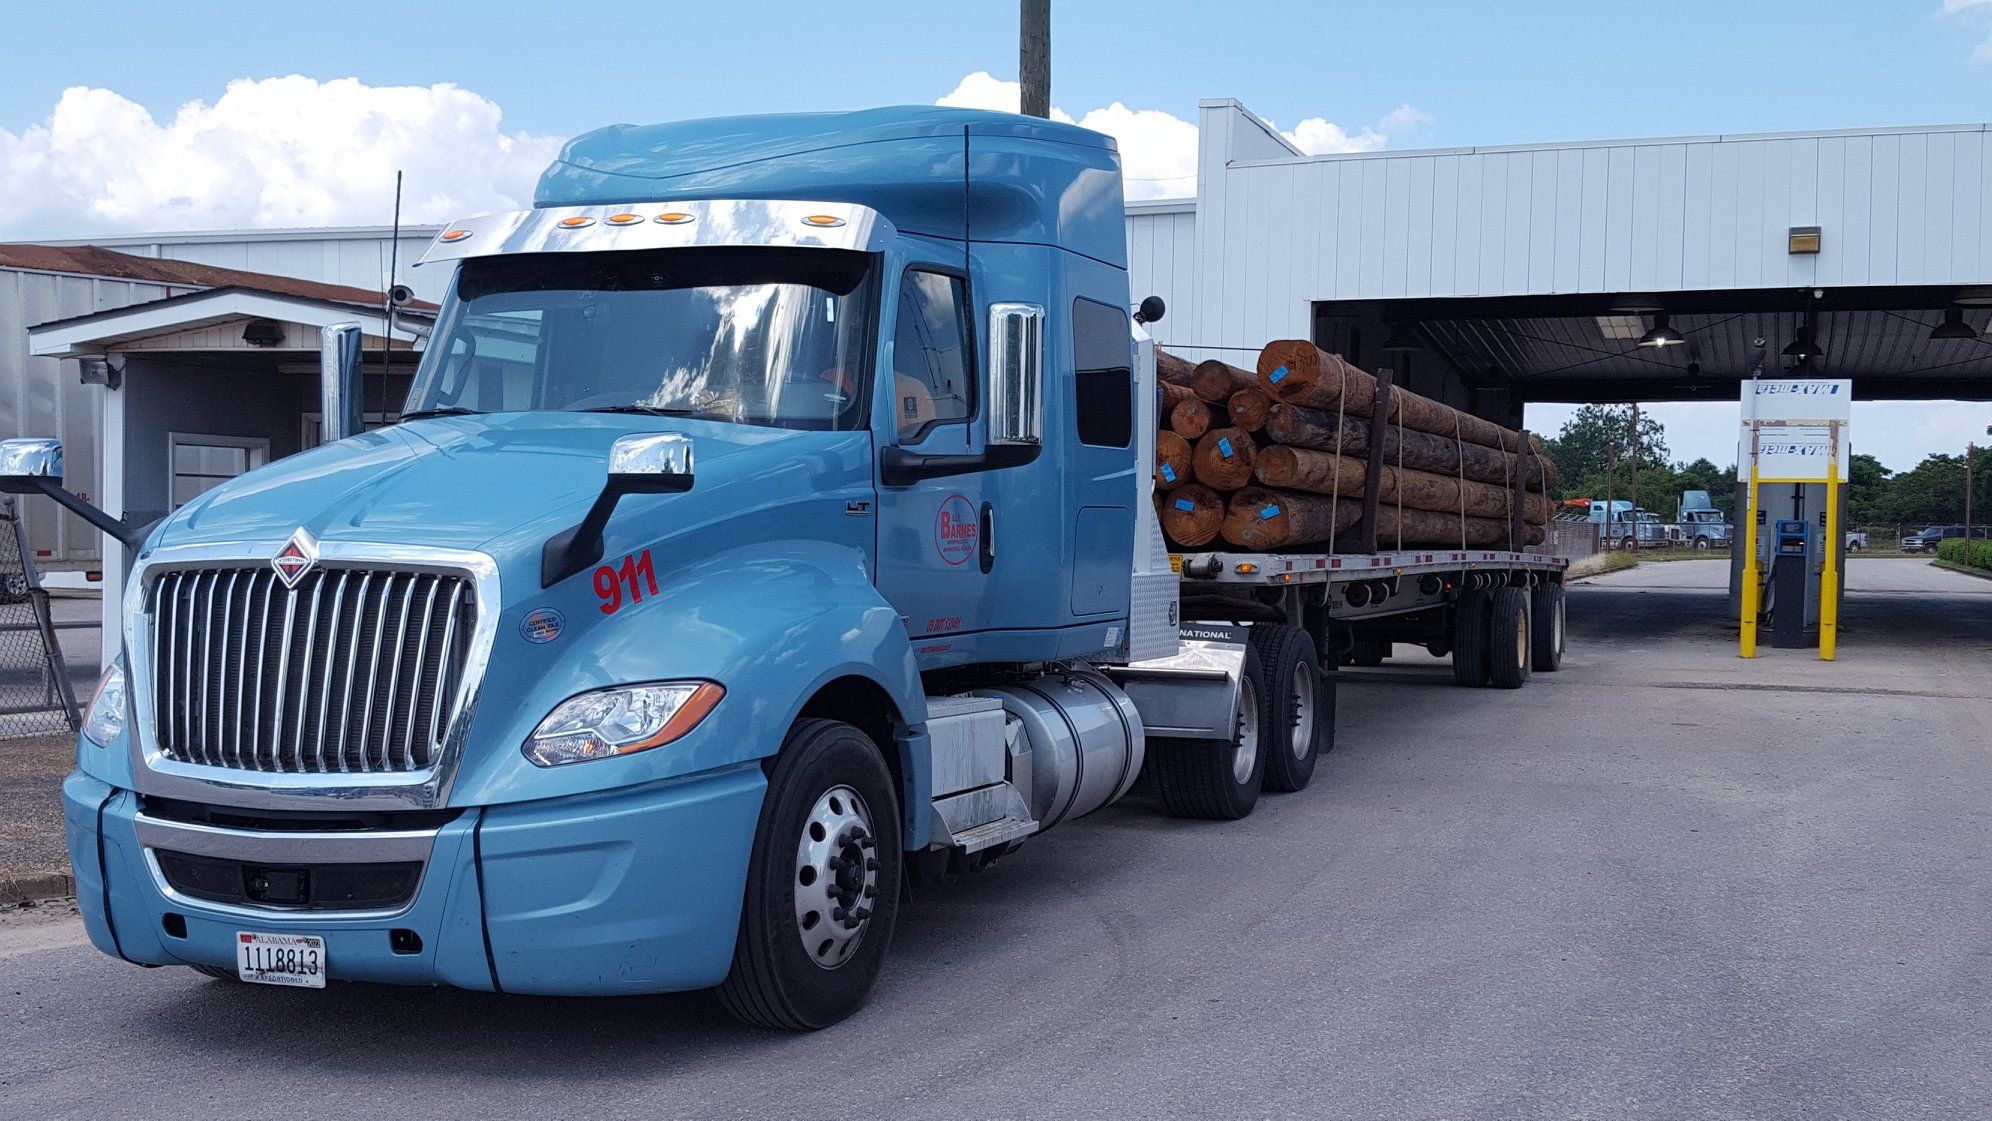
top-left (1628, 402), bottom-right (1641, 548)
top-left (1020, 0), bottom-right (1051, 119)
top-left (1605, 442), bottom-right (1617, 551)
top-left (1968, 441), bottom-right (1977, 554)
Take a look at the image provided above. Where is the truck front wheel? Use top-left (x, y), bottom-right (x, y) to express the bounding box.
top-left (718, 718), bottom-right (902, 1030)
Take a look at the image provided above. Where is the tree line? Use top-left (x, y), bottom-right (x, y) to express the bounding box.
top-left (1540, 405), bottom-right (1991, 527)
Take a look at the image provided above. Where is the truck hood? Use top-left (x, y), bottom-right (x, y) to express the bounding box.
top-left (149, 413), bottom-right (872, 563)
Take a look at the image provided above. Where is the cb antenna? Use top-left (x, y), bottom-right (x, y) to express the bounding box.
top-left (381, 169), bottom-right (404, 427)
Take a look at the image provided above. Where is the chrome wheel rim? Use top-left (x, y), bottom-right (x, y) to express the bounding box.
top-left (1515, 611), bottom-right (1529, 668)
top-left (1232, 674), bottom-right (1261, 784)
top-left (1287, 665), bottom-right (1315, 762)
top-left (1554, 595), bottom-right (1566, 655)
top-left (793, 784), bottom-right (877, 970)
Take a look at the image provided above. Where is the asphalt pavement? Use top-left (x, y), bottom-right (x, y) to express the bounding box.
top-left (2, 559), bottom-right (1988, 1120)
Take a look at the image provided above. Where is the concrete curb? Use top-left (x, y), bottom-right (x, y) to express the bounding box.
top-left (1, 870), bottom-right (75, 905)
top-left (1932, 559), bottom-right (1992, 583)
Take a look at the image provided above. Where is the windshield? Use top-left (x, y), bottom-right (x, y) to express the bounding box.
top-left (406, 248), bottom-right (876, 429)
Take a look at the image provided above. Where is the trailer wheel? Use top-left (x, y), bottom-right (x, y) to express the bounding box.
top-left (1450, 591), bottom-right (1491, 687)
top-left (1530, 582), bottom-right (1566, 672)
top-left (1249, 625), bottom-right (1328, 793)
top-left (1487, 587), bottom-right (1533, 689)
top-left (1149, 644), bottom-right (1267, 819)
top-left (718, 718), bottom-right (902, 1031)
top-left (1348, 639), bottom-right (1389, 667)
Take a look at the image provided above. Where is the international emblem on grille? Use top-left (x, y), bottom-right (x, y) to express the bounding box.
top-left (270, 527), bottom-right (319, 589)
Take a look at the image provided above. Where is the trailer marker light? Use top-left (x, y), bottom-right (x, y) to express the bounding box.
top-left (439, 229), bottom-right (472, 243)
top-left (557, 216), bottom-right (596, 229)
top-left (1236, 562), bottom-right (1259, 574)
top-left (802, 214), bottom-right (846, 228)
top-left (605, 213), bottom-right (644, 225)
top-left (654, 212), bottom-right (695, 224)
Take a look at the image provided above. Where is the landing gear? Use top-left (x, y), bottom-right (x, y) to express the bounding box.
top-left (719, 719), bottom-right (902, 1030)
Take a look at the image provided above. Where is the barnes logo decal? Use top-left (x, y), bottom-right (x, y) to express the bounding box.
top-left (935, 494), bottom-right (978, 566)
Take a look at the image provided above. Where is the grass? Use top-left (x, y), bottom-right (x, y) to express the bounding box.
top-left (1566, 551), bottom-right (1639, 579)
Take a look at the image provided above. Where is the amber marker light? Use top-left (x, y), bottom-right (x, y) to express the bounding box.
top-left (605, 213), bottom-right (644, 225)
top-left (654, 211), bottom-right (695, 225)
top-left (802, 214), bottom-right (847, 228)
top-left (557, 215), bottom-right (596, 229)
top-left (439, 229), bottom-right (472, 242)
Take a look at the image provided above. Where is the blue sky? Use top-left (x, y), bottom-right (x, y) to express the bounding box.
top-left (3, 1), bottom-right (1991, 470)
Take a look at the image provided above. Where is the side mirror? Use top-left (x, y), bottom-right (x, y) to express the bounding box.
top-left (0, 437), bottom-right (146, 549)
top-left (542, 433), bottom-right (695, 586)
top-left (319, 323), bottom-right (365, 443)
top-left (987, 302), bottom-right (1044, 446)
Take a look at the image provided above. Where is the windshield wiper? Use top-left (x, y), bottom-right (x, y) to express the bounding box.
top-left (581, 405), bottom-right (702, 417)
top-left (401, 406), bottom-right (485, 421)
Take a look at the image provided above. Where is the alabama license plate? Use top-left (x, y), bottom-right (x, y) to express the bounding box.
top-left (235, 932), bottom-right (326, 988)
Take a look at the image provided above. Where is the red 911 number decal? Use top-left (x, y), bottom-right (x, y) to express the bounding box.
top-left (594, 549), bottom-right (659, 615)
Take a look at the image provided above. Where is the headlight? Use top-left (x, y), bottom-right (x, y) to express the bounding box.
top-left (523, 681), bottom-right (724, 767)
top-left (82, 659), bottom-right (128, 747)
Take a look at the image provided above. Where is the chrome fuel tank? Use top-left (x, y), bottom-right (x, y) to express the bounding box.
top-left (973, 667), bottom-right (1144, 831)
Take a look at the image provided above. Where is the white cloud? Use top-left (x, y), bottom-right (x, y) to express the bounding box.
top-left (0, 76), bottom-right (563, 237)
top-left (937, 73), bottom-right (1428, 200)
top-left (1939, 0), bottom-right (1992, 60)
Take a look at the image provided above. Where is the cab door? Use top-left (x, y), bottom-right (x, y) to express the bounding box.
top-left (873, 263), bottom-right (992, 650)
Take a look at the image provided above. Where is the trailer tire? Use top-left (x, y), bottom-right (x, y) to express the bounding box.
top-left (1450, 591), bottom-right (1491, 687)
top-left (1249, 625), bottom-right (1327, 793)
top-left (1530, 582), bottom-right (1566, 672)
top-left (1487, 587), bottom-right (1533, 689)
top-left (1348, 639), bottom-right (1388, 667)
top-left (1149, 644), bottom-right (1268, 819)
top-left (717, 718), bottom-right (902, 1031)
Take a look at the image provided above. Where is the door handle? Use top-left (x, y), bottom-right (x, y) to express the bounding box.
top-left (979, 502), bottom-right (995, 573)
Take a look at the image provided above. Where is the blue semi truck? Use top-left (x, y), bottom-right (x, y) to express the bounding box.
top-left (2, 106), bottom-right (1565, 1029)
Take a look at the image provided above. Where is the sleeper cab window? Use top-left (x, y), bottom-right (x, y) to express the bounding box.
top-left (1071, 297), bottom-right (1133, 447)
top-left (892, 270), bottom-right (974, 442)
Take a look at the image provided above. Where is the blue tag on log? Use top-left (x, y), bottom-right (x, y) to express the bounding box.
top-left (1160, 464), bottom-right (1177, 482)
top-left (1218, 438), bottom-right (1235, 457)
top-left (1269, 365), bottom-right (1288, 383)
top-left (1174, 498), bottom-right (1196, 512)
top-left (1261, 504), bottom-right (1280, 519)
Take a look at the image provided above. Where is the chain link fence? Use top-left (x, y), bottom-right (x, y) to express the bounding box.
top-left (0, 498), bottom-right (80, 737)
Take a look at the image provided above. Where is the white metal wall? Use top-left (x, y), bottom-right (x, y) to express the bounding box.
top-left (1125, 201), bottom-right (1206, 361)
top-left (48, 227), bottom-right (448, 303)
top-left (1178, 103), bottom-right (1992, 370)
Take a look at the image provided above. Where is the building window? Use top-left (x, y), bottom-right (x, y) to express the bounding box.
top-left (167, 433), bottom-right (269, 510)
top-left (892, 270), bottom-right (974, 442)
top-left (1071, 297), bottom-right (1132, 447)
top-left (300, 411), bottom-right (402, 450)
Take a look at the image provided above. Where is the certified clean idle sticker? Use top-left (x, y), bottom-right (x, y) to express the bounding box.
top-left (520, 607), bottom-right (566, 644)
top-left (935, 494), bottom-right (978, 566)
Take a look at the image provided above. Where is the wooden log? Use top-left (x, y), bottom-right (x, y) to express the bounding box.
top-left (1191, 426), bottom-right (1257, 490)
top-left (1159, 484), bottom-right (1225, 548)
top-left (1265, 404), bottom-right (1560, 491)
top-left (1190, 358), bottom-right (1256, 404)
top-left (1254, 445), bottom-right (1550, 523)
top-left (1155, 430), bottom-right (1191, 491)
top-left (1160, 381), bottom-right (1198, 411)
top-left (1256, 339), bottom-right (1536, 454)
top-left (1156, 348), bottom-right (1198, 389)
top-left (1220, 487), bottom-right (1548, 552)
top-left (1227, 389), bottom-right (1272, 433)
top-left (1170, 397), bottom-right (1222, 440)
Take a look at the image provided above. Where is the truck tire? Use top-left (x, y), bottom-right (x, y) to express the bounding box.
top-left (1149, 644), bottom-right (1268, 819)
top-left (1348, 639), bottom-right (1388, 667)
top-left (1249, 625), bottom-right (1328, 793)
top-left (718, 719), bottom-right (902, 1031)
top-left (1450, 591), bottom-right (1491, 687)
top-left (191, 964), bottom-right (236, 981)
top-left (1530, 582), bottom-right (1566, 672)
top-left (1487, 586), bottom-right (1533, 689)
top-left (1693, 537), bottom-right (1711, 551)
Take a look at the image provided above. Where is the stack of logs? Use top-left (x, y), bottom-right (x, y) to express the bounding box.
top-left (1155, 342), bottom-right (1558, 552)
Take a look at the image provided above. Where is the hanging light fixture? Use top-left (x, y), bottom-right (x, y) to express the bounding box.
top-left (1782, 319), bottom-right (1825, 360)
top-left (1930, 307), bottom-right (1978, 341)
top-left (1637, 313), bottom-right (1684, 347)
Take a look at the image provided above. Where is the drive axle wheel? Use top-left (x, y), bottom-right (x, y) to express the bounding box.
top-left (1451, 590), bottom-right (1491, 687)
top-left (1149, 643), bottom-right (1267, 819)
top-left (1250, 624), bottom-right (1329, 793)
top-left (719, 719), bottom-right (902, 1030)
top-left (1531, 582), bottom-right (1566, 672)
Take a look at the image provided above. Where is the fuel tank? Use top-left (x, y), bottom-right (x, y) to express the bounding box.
top-left (972, 667), bottom-right (1144, 831)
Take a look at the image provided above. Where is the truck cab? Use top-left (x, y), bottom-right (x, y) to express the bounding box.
top-left (14, 107), bottom-right (1277, 1030)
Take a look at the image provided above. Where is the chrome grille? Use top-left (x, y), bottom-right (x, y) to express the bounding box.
top-left (149, 565), bottom-right (475, 774)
